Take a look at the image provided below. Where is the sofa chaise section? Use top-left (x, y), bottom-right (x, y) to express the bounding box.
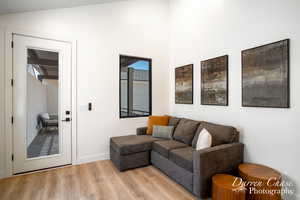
top-left (110, 135), bottom-right (162, 171)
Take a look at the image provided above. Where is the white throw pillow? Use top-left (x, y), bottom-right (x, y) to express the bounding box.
top-left (196, 128), bottom-right (212, 150)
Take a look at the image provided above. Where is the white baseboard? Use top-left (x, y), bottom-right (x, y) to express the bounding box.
top-left (76, 153), bottom-right (109, 165)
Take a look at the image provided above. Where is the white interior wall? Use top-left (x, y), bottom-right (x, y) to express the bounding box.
top-left (169, 0), bottom-right (300, 198)
top-left (0, 1), bottom-right (298, 198)
top-left (26, 74), bottom-right (48, 146)
top-left (0, 28), bottom-right (5, 178)
top-left (45, 80), bottom-right (58, 115)
top-left (0, 0), bottom-right (170, 174)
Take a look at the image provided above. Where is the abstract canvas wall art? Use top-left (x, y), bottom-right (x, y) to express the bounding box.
top-left (242, 39), bottom-right (290, 108)
top-left (201, 55), bottom-right (228, 106)
top-left (175, 64), bottom-right (193, 104)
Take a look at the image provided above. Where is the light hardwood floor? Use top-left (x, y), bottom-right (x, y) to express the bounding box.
top-left (0, 160), bottom-right (197, 200)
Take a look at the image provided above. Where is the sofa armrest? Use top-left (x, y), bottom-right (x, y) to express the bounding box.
top-left (193, 143), bottom-right (244, 198)
top-left (136, 127), bottom-right (148, 135)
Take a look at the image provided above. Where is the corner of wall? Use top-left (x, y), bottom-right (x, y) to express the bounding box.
top-left (0, 27), bottom-right (5, 179)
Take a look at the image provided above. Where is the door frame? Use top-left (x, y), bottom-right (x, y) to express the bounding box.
top-left (4, 29), bottom-right (77, 178)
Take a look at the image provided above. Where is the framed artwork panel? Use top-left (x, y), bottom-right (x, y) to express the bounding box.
top-left (175, 64), bottom-right (193, 104)
top-left (242, 39), bottom-right (290, 108)
top-left (201, 55), bottom-right (228, 106)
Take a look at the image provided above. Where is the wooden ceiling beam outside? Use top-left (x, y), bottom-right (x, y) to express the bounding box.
top-left (38, 75), bottom-right (58, 81)
top-left (28, 49), bottom-right (38, 59)
top-left (39, 66), bottom-right (48, 75)
top-left (28, 58), bottom-right (58, 66)
top-left (41, 66), bottom-right (58, 71)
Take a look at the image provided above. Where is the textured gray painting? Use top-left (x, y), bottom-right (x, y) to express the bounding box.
top-left (201, 55), bottom-right (228, 106)
top-left (175, 64), bottom-right (193, 104)
top-left (242, 39), bottom-right (289, 108)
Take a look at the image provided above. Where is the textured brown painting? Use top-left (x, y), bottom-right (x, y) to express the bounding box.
top-left (175, 64), bottom-right (193, 104)
top-left (201, 55), bottom-right (228, 106)
top-left (242, 39), bottom-right (289, 108)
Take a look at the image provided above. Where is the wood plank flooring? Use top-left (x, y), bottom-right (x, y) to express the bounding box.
top-left (0, 160), bottom-right (197, 200)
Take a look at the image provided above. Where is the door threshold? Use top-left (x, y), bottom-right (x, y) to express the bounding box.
top-left (13, 164), bottom-right (72, 176)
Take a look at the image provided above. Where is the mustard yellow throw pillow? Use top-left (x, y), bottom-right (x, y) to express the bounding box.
top-left (146, 116), bottom-right (169, 135)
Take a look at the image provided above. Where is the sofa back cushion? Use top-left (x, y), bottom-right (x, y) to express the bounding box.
top-left (192, 121), bottom-right (239, 147)
top-left (173, 119), bottom-right (200, 145)
top-left (168, 117), bottom-right (181, 127)
top-left (168, 117), bottom-right (181, 133)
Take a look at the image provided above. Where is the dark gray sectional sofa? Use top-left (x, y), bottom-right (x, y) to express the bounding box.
top-left (110, 117), bottom-right (244, 199)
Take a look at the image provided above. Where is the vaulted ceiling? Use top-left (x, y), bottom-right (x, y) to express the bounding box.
top-left (0, 0), bottom-right (126, 15)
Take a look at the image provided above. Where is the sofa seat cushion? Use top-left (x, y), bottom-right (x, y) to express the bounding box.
top-left (153, 140), bottom-right (188, 158)
top-left (110, 135), bottom-right (161, 155)
top-left (169, 147), bottom-right (194, 172)
top-left (173, 119), bottom-right (200, 145)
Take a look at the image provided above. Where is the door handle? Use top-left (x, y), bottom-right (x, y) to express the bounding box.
top-left (62, 117), bottom-right (71, 122)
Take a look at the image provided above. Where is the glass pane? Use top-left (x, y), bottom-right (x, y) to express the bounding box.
top-left (120, 56), bottom-right (151, 118)
top-left (26, 49), bottom-right (59, 158)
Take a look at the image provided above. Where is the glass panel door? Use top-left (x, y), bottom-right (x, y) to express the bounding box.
top-left (13, 34), bottom-right (72, 174)
top-left (26, 49), bottom-right (59, 159)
